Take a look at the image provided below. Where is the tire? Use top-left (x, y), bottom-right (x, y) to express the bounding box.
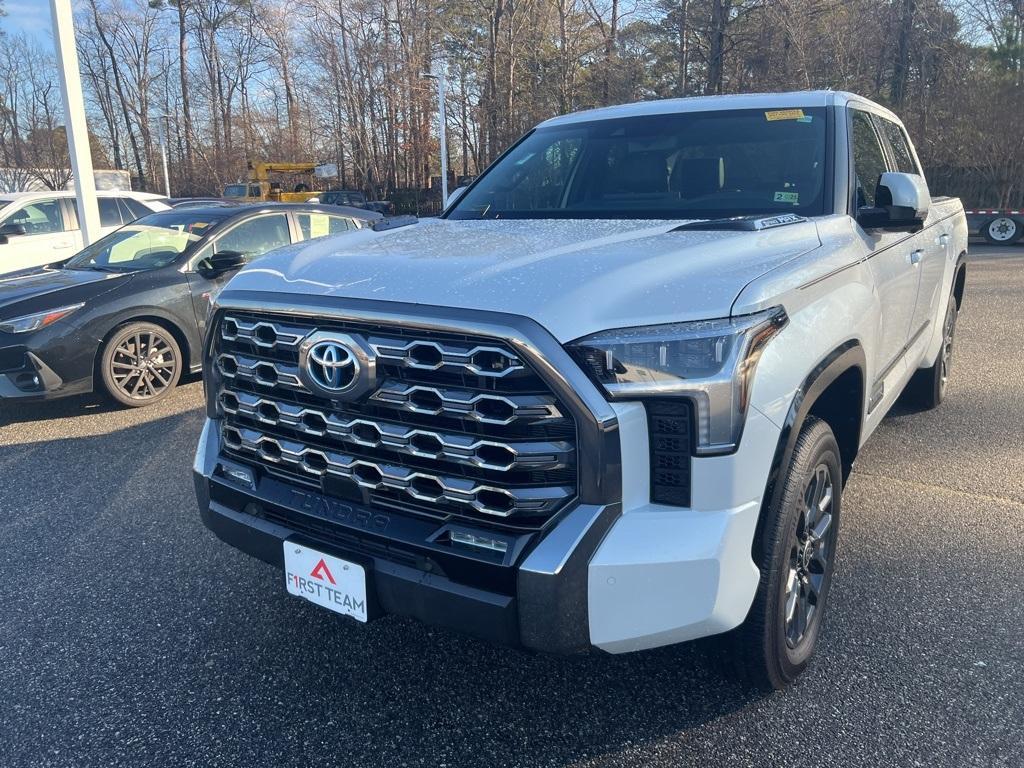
top-left (730, 417), bottom-right (842, 691)
top-left (982, 216), bottom-right (1021, 245)
top-left (904, 291), bottom-right (958, 410)
top-left (99, 322), bottom-right (182, 408)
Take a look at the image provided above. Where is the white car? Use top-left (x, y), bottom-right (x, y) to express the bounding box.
top-left (0, 190), bottom-right (170, 276)
top-left (193, 91), bottom-right (969, 690)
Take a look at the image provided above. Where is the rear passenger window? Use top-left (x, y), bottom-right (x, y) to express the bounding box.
top-left (98, 198), bottom-right (124, 227)
top-left (876, 118), bottom-right (920, 175)
top-left (850, 111), bottom-right (888, 209)
top-left (296, 213), bottom-right (352, 240)
top-left (120, 198), bottom-right (152, 220)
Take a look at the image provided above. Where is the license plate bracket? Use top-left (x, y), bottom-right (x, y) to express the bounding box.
top-left (283, 542), bottom-right (369, 623)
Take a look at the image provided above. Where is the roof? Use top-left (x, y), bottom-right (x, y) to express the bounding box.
top-left (539, 90), bottom-right (899, 127)
top-left (0, 189), bottom-right (163, 201)
top-left (160, 202), bottom-right (382, 221)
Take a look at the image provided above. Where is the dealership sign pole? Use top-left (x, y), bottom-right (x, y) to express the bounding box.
top-left (50, 0), bottom-right (101, 245)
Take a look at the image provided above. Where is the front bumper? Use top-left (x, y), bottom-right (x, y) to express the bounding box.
top-left (193, 419), bottom-right (619, 652)
top-left (194, 401), bottom-right (777, 654)
top-left (0, 347), bottom-right (90, 400)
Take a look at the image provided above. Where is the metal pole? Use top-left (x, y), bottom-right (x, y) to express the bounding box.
top-left (438, 72), bottom-right (448, 207)
top-left (49, 0), bottom-right (100, 245)
top-left (159, 117), bottom-right (171, 197)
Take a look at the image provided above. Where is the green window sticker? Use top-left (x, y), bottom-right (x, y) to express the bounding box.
top-left (774, 191), bottom-right (799, 204)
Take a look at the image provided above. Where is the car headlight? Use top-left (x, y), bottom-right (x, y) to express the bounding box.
top-left (0, 303), bottom-right (85, 334)
top-left (568, 307), bottom-right (787, 454)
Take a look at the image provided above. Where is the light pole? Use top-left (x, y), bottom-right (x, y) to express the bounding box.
top-left (157, 114), bottom-right (171, 198)
top-left (49, 0), bottom-right (100, 245)
top-left (421, 69), bottom-right (448, 207)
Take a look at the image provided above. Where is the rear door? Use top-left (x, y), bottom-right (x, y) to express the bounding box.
top-left (293, 210), bottom-right (358, 242)
top-left (0, 197), bottom-right (77, 274)
top-left (849, 108), bottom-right (920, 393)
top-left (185, 212), bottom-right (294, 339)
top-left (97, 197), bottom-right (128, 236)
top-left (874, 115), bottom-right (950, 342)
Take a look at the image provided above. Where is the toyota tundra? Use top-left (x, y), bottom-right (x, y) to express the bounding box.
top-left (193, 91), bottom-right (968, 689)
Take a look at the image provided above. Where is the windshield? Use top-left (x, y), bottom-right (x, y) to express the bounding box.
top-left (66, 210), bottom-right (228, 272)
top-left (223, 184), bottom-right (249, 198)
top-left (448, 107), bottom-right (828, 220)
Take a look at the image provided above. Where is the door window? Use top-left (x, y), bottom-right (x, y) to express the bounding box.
top-left (98, 198), bottom-right (125, 227)
top-left (850, 111), bottom-right (889, 209)
top-left (5, 199), bottom-right (64, 235)
top-left (876, 118), bottom-right (920, 175)
top-left (296, 212), bottom-right (353, 240)
top-left (121, 198), bottom-right (153, 220)
top-left (215, 214), bottom-right (291, 260)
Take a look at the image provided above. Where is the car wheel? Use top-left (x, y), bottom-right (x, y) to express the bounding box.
top-left (99, 322), bottom-right (182, 407)
top-left (982, 216), bottom-right (1020, 245)
top-left (731, 416), bottom-right (842, 691)
top-left (904, 292), bottom-right (957, 410)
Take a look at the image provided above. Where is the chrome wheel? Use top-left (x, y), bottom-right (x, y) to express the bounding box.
top-left (784, 463), bottom-right (835, 649)
top-left (939, 300), bottom-right (957, 397)
top-left (109, 330), bottom-right (178, 401)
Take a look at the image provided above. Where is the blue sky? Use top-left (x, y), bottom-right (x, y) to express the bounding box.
top-left (2, 0), bottom-right (57, 51)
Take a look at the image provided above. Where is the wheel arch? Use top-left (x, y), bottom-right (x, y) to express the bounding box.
top-left (953, 253), bottom-right (967, 310)
top-left (92, 313), bottom-right (193, 387)
top-left (753, 340), bottom-right (866, 557)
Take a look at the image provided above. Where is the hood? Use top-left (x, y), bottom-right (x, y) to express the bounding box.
top-left (0, 267), bottom-right (132, 317)
top-left (228, 218), bottom-right (821, 342)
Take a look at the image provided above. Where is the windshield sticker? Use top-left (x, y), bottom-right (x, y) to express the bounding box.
top-left (765, 109), bottom-right (806, 121)
top-left (774, 191), bottom-right (800, 204)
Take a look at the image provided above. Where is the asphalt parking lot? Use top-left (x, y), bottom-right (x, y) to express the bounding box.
top-left (1, 244), bottom-right (1022, 768)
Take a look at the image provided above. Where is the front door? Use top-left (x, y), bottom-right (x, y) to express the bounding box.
top-left (185, 212), bottom-right (294, 340)
top-left (874, 115), bottom-right (949, 342)
top-left (850, 109), bottom-right (920, 390)
top-left (0, 198), bottom-right (78, 274)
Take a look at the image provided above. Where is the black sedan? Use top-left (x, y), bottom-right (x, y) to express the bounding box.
top-left (0, 203), bottom-right (380, 407)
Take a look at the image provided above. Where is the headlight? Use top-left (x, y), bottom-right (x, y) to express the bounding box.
top-left (568, 307), bottom-right (787, 454)
top-left (0, 303), bottom-right (85, 334)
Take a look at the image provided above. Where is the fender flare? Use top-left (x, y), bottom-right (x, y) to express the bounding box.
top-left (93, 309), bottom-right (198, 378)
top-left (753, 340), bottom-right (866, 554)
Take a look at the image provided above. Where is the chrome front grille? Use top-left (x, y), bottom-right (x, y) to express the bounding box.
top-left (214, 311), bottom-right (578, 529)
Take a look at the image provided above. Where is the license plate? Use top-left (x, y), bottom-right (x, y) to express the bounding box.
top-left (283, 543), bottom-right (368, 623)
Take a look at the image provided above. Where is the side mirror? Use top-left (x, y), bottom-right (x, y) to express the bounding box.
top-left (857, 171), bottom-right (930, 232)
top-left (444, 186), bottom-right (468, 208)
top-left (197, 250), bottom-right (247, 278)
top-left (0, 222), bottom-right (28, 243)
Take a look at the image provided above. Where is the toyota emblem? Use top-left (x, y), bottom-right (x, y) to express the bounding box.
top-left (297, 331), bottom-right (377, 399)
top-left (308, 341), bottom-right (358, 391)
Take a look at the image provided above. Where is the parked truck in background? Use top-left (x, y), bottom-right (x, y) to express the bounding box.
top-left (193, 91), bottom-right (968, 690)
top-left (222, 161), bottom-right (322, 204)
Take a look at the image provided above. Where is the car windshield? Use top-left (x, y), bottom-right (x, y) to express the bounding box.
top-left (447, 107), bottom-right (828, 220)
top-left (65, 210), bottom-right (229, 272)
top-left (223, 184), bottom-right (248, 198)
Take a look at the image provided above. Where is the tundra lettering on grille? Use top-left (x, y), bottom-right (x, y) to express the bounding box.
top-left (214, 312), bottom-right (578, 529)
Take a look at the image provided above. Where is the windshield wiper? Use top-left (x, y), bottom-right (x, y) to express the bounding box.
top-left (672, 213), bottom-right (807, 232)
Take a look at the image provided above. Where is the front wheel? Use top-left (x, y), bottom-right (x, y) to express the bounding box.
top-left (731, 417), bottom-right (842, 690)
top-left (99, 322), bottom-right (182, 407)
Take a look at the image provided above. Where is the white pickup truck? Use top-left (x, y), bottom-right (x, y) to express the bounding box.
top-left (193, 91), bottom-right (968, 689)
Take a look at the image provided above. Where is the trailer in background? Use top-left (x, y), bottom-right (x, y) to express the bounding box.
top-left (965, 209), bottom-right (1023, 245)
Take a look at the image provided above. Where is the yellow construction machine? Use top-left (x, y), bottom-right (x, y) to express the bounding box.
top-left (222, 161), bottom-right (322, 203)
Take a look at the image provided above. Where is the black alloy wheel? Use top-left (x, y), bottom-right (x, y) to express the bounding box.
top-left (729, 416), bottom-right (843, 690)
top-left (100, 322), bottom-right (182, 407)
top-left (783, 463), bottom-right (836, 649)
